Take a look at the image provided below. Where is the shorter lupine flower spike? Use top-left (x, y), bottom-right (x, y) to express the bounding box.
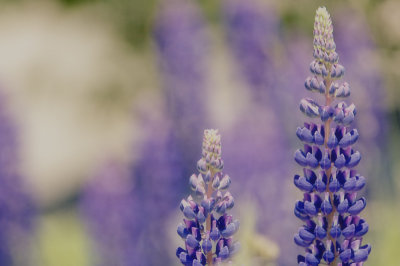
top-left (177, 129), bottom-right (239, 265)
top-left (293, 6), bottom-right (371, 265)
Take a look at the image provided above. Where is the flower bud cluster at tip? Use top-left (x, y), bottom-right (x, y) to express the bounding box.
top-left (300, 6), bottom-right (354, 122)
top-left (294, 7), bottom-right (371, 265)
top-left (197, 129), bottom-right (224, 173)
top-left (313, 7), bottom-right (338, 66)
top-left (177, 129), bottom-right (240, 265)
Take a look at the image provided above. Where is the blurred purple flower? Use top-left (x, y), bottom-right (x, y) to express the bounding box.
top-left (0, 93), bottom-right (35, 265)
top-left (277, 35), bottom-right (313, 142)
top-left (82, 1), bottom-right (210, 264)
top-left (222, 0), bottom-right (297, 264)
top-left (222, 106), bottom-right (296, 265)
top-left (81, 162), bottom-right (137, 266)
top-left (222, 0), bottom-right (279, 104)
top-left (131, 113), bottom-right (184, 265)
top-left (82, 110), bottom-right (183, 266)
top-left (154, 0), bottom-right (209, 174)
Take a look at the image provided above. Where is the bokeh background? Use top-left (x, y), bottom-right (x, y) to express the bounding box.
top-left (0, 0), bottom-right (398, 265)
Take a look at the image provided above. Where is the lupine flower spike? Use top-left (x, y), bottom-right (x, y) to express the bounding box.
top-left (293, 7), bottom-right (371, 265)
top-left (0, 94), bottom-right (35, 266)
top-left (177, 129), bottom-right (240, 265)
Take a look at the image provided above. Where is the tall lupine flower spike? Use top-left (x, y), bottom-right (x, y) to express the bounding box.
top-left (294, 7), bottom-right (371, 265)
top-left (177, 129), bottom-right (239, 265)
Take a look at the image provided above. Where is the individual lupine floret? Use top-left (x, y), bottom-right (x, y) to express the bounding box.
top-left (293, 7), bottom-right (371, 265)
top-left (177, 129), bottom-right (239, 265)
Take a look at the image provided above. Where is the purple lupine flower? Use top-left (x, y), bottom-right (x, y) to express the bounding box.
top-left (82, 0), bottom-right (209, 264)
top-left (82, 110), bottom-right (183, 266)
top-left (129, 111), bottom-right (184, 265)
top-left (127, 0), bottom-right (210, 257)
top-left (0, 94), bottom-right (35, 265)
top-left (154, 0), bottom-right (209, 176)
top-left (176, 129), bottom-right (240, 265)
top-left (222, 0), bottom-right (278, 104)
top-left (294, 7), bottom-right (371, 265)
top-left (81, 161), bottom-right (137, 266)
top-left (222, 0), bottom-right (298, 264)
